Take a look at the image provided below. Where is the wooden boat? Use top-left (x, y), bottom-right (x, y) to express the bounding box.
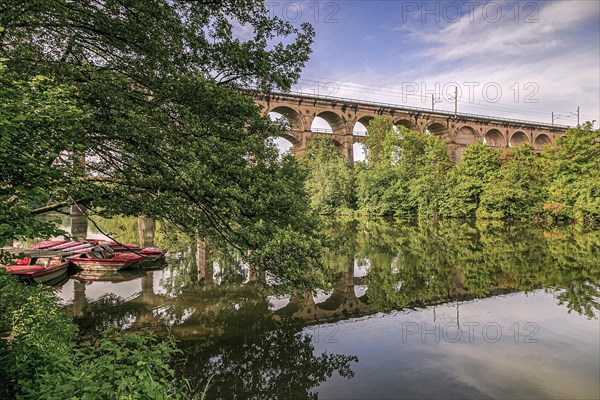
top-left (67, 245), bottom-right (145, 271)
top-left (87, 240), bottom-right (168, 259)
top-left (70, 268), bottom-right (147, 283)
top-left (1, 255), bottom-right (70, 284)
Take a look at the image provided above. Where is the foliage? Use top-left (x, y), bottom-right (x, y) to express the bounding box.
top-left (361, 116), bottom-right (401, 166)
top-left (248, 227), bottom-right (328, 293)
top-left (0, 66), bottom-right (85, 261)
top-left (0, 1), bottom-right (327, 287)
top-left (541, 122), bottom-right (600, 223)
top-left (0, 271), bottom-right (196, 399)
top-left (319, 117), bottom-right (598, 223)
top-left (299, 137), bottom-right (354, 214)
top-left (477, 145), bottom-right (547, 220)
top-left (36, 330), bottom-right (191, 400)
top-left (442, 142), bottom-right (501, 218)
top-left (356, 118), bottom-right (451, 217)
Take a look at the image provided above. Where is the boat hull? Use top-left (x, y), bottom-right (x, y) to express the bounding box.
top-left (1, 263), bottom-right (69, 284)
top-left (69, 260), bottom-right (135, 271)
top-left (32, 264), bottom-right (69, 283)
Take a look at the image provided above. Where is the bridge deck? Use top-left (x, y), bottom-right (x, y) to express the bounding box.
top-left (257, 90), bottom-right (570, 131)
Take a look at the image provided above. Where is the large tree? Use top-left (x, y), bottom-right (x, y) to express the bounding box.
top-left (298, 137), bottom-right (354, 214)
top-left (0, 1), bottom-right (323, 289)
top-left (541, 122), bottom-right (600, 223)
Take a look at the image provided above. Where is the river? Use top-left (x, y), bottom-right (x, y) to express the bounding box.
top-left (54, 217), bottom-right (599, 399)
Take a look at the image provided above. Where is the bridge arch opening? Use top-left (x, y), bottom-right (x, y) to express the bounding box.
top-left (353, 142), bottom-right (366, 163)
top-left (395, 118), bottom-right (418, 132)
top-left (454, 126), bottom-right (479, 145)
top-left (425, 122), bottom-right (450, 141)
top-left (510, 131), bottom-right (529, 147)
top-left (266, 113), bottom-right (299, 156)
top-left (353, 116), bottom-right (373, 136)
top-left (268, 106), bottom-right (304, 131)
top-left (483, 129), bottom-right (504, 148)
top-left (268, 136), bottom-right (295, 157)
top-left (312, 111), bottom-right (346, 135)
top-left (533, 133), bottom-right (552, 150)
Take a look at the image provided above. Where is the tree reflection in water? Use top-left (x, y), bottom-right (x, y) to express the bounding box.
top-left (63, 217), bottom-right (599, 398)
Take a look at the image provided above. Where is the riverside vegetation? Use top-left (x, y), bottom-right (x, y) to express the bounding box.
top-left (300, 117), bottom-right (599, 223)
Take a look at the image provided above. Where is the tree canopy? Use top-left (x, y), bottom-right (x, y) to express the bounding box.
top-left (0, 1), bottom-right (327, 288)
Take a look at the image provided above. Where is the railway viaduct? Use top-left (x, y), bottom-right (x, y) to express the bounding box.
top-left (255, 91), bottom-right (569, 164)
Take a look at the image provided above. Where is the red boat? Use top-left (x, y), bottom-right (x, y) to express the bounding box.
top-left (30, 240), bottom-right (68, 249)
top-left (67, 245), bottom-right (145, 271)
top-left (1, 255), bottom-right (70, 284)
top-left (87, 240), bottom-right (168, 259)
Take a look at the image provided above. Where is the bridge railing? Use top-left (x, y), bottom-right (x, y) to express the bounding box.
top-left (260, 90), bottom-right (571, 130)
top-left (310, 128), bottom-right (368, 136)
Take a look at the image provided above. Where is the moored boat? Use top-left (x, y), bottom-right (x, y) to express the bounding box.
top-left (67, 245), bottom-right (145, 271)
top-left (1, 255), bottom-right (70, 284)
top-left (70, 268), bottom-right (147, 283)
top-left (87, 240), bottom-right (168, 259)
top-left (30, 240), bottom-right (68, 249)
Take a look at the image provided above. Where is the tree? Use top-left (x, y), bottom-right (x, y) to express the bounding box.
top-left (298, 137), bottom-right (354, 214)
top-left (0, 66), bottom-right (88, 261)
top-left (400, 129), bottom-right (452, 217)
top-left (356, 117), bottom-right (451, 217)
top-left (362, 116), bottom-right (401, 167)
top-left (442, 142), bottom-right (501, 218)
top-left (542, 122), bottom-right (600, 223)
top-left (355, 117), bottom-right (403, 215)
top-left (0, 1), bottom-right (325, 288)
top-left (477, 144), bottom-right (546, 220)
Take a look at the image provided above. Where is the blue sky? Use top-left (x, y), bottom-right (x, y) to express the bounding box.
top-left (264, 0), bottom-right (600, 156)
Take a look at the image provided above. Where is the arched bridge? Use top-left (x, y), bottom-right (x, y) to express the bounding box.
top-left (255, 92), bottom-right (569, 163)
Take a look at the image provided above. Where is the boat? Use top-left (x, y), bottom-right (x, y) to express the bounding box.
top-left (70, 268), bottom-right (147, 283)
top-left (1, 255), bottom-right (70, 284)
top-left (67, 245), bottom-right (145, 271)
top-left (87, 240), bottom-right (168, 259)
top-left (30, 240), bottom-right (68, 249)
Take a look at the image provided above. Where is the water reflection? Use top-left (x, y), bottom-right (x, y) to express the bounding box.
top-left (55, 218), bottom-right (599, 399)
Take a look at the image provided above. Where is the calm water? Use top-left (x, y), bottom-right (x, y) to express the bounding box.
top-left (54, 218), bottom-right (600, 399)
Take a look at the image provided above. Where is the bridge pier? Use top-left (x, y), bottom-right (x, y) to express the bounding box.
top-left (341, 137), bottom-right (354, 166)
top-left (196, 237), bottom-right (206, 281)
top-left (70, 205), bottom-right (88, 241)
top-left (137, 216), bottom-right (155, 248)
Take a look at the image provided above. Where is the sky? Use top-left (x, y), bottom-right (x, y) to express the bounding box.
top-left (265, 0), bottom-right (600, 158)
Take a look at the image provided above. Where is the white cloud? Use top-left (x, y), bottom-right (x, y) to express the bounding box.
top-left (305, 1), bottom-right (600, 125)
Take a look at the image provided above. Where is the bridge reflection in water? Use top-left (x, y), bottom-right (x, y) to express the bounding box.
top-left (58, 218), bottom-right (599, 336)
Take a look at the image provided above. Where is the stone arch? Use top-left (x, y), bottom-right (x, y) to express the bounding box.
top-left (394, 118), bottom-right (418, 131)
top-left (269, 132), bottom-right (302, 157)
top-left (454, 125), bottom-right (479, 145)
top-left (425, 121), bottom-right (450, 141)
top-left (509, 131), bottom-right (529, 147)
top-left (268, 106), bottom-right (305, 131)
top-left (353, 115), bottom-right (375, 136)
top-left (312, 111), bottom-right (347, 135)
top-left (533, 133), bottom-right (552, 150)
top-left (483, 128), bottom-right (505, 148)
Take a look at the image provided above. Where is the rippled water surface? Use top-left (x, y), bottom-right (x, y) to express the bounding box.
top-left (55, 218), bottom-right (600, 399)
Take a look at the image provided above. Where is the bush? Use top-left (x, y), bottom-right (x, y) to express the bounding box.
top-left (0, 271), bottom-right (195, 399)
